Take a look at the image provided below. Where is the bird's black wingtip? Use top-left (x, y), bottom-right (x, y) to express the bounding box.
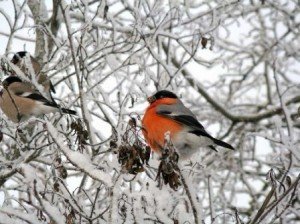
top-left (61, 108), bottom-right (77, 115)
top-left (209, 145), bottom-right (218, 152)
top-left (213, 138), bottom-right (235, 150)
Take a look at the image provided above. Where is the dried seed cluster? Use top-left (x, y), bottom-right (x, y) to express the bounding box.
top-left (113, 117), bottom-right (151, 175)
top-left (112, 117), bottom-right (181, 190)
top-left (70, 119), bottom-right (89, 152)
top-left (156, 146), bottom-right (181, 190)
top-left (54, 156), bottom-right (68, 179)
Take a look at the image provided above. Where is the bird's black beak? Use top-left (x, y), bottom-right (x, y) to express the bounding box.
top-left (147, 95), bottom-right (156, 103)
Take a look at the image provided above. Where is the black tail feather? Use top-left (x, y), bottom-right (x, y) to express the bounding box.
top-left (209, 145), bottom-right (218, 152)
top-left (213, 138), bottom-right (234, 150)
top-left (189, 129), bottom-right (234, 150)
top-left (61, 108), bottom-right (76, 115)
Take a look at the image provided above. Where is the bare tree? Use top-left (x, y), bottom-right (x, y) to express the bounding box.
top-left (0, 0), bottom-right (299, 223)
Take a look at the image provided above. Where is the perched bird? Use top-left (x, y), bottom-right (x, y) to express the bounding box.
top-left (11, 51), bottom-right (56, 101)
top-left (0, 76), bottom-right (76, 123)
top-left (142, 90), bottom-right (234, 159)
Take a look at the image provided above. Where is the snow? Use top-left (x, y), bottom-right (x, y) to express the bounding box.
top-left (0, 207), bottom-right (41, 224)
top-left (0, 0), bottom-right (300, 223)
top-left (47, 121), bottom-right (112, 187)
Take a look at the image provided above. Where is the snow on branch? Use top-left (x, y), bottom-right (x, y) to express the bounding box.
top-left (46, 121), bottom-right (112, 187)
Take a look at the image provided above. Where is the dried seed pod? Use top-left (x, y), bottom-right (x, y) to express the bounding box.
top-left (201, 37), bottom-right (208, 49)
top-left (66, 214), bottom-right (74, 224)
top-left (128, 117), bottom-right (136, 128)
top-left (118, 144), bottom-right (146, 174)
top-left (120, 203), bottom-right (127, 218)
top-left (58, 166), bottom-right (68, 179)
top-left (104, 5), bottom-right (109, 19)
top-left (156, 145), bottom-right (181, 190)
top-left (70, 120), bottom-right (89, 151)
top-left (66, 210), bottom-right (76, 224)
top-left (110, 140), bottom-right (118, 149)
top-left (70, 121), bottom-right (78, 131)
top-left (117, 116), bottom-right (150, 175)
top-left (55, 157), bottom-right (62, 164)
top-left (144, 146), bottom-right (151, 164)
top-left (83, 130), bottom-right (89, 140)
top-left (286, 175), bottom-right (292, 187)
top-left (53, 182), bottom-right (60, 192)
top-left (137, 145), bottom-right (151, 165)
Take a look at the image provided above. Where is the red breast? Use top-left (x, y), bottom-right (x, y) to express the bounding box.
top-left (142, 98), bottom-right (183, 152)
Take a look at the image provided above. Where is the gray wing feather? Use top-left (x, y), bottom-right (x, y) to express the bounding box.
top-left (156, 100), bottom-right (195, 117)
top-left (156, 100), bottom-right (205, 130)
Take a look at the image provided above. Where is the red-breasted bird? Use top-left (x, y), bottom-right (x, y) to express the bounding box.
top-left (142, 90), bottom-right (234, 159)
top-left (11, 51), bottom-right (56, 102)
top-left (0, 76), bottom-right (76, 123)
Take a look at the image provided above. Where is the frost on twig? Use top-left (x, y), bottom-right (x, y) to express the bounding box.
top-left (1, 0), bottom-right (300, 222)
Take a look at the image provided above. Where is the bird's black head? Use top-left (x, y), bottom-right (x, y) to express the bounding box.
top-left (148, 90), bottom-right (178, 103)
top-left (11, 51), bottom-right (29, 64)
top-left (2, 76), bottom-right (23, 88)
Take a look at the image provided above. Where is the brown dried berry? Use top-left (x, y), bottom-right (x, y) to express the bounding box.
top-left (156, 148), bottom-right (181, 190)
top-left (201, 37), bottom-right (208, 49)
top-left (70, 121), bottom-right (77, 130)
top-left (128, 118), bottom-right (136, 128)
top-left (54, 182), bottom-right (60, 192)
top-left (58, 166), bottom-right (68, 179)
top-left (55, 157), bottom-right (62, 164)
top-left (83, 130), bottom-right (89, 140)
top-left (104, 5), bottom-right (109, 19)
top-left (110, 140), bottom-right (118, 149)
top-left (286, 176), bottom-right (292, 187)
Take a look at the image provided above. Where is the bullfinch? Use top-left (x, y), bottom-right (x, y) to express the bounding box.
top-left (11, 51), bottom-right (56, 101)
top-left (0, 76), bottom-right (76, 123)
top-left (142, 90), bottom-right (234, 159)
